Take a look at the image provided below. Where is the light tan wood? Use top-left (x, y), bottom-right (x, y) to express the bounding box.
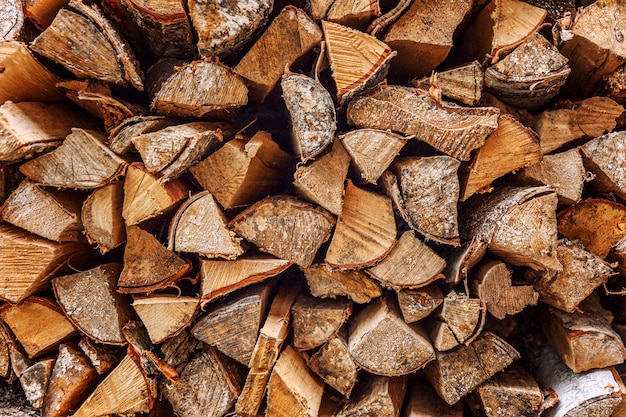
top-left (132, 296), bottom-right (199, 344)
top-left (397, 284), bottom-right (444, 323)
top-left (326, 0), bottom-right (379, 30)
top-left (291, 292), bottom-right (352, 351)
top-left (82, 181), bottom-right (126, 254)
top-left (303, 263), bottom-right (382, 304)
top-left (19, 357), bottom-right (54, 410)
top-left (1, 0), bottom-right (24, 39)
top-left (603, 63), bottom-right (626, 104)
top-left (0, 322), bottom-right (11, 379)
top-left (108, 115), bottom-right (171, 155)
top-left (24, 0), bottom-right (71, 28)
top-left (334, 374), bottom-right (407, 417)
top-left (308, 332), bottom-right (359, 397)
top-left (442, 237), bottom-right (487, 286)
top-left (306, 0), bottom-right (334, 20)
top-left (77, 338), bottom-right (124, 375)
top-left (403, 378), bottom-right (463, 417)
top-left (429, 291), bottom-right (485, 351)
top-left (581, 131), bottom-right (626, 201)
top-left (413, 61), bottom-right (484, 106)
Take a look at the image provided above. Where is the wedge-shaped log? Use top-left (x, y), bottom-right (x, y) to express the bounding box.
top-left (348, 85), bottom-right (499, 161)
top-left (397, 285), bottom-right (444, 323)
top-left (292, 292), bottom-right (351, 351)
top-left (30, 2), bottom-right (143, 90)
top-left (266, 345), bottom-right (324, 417)
top-left (349, 296), bottom-right (434, 376)
top-left (368, 231), bottom-right (445, 289)
top-left (340, 129), bottom-right (406, 185)
top-left (383, 0), bottom-right (471, 81)
top-left (19, 357), bottom-right (54, 410)
top-left (334, 374), bottom-right (407, 417)
top-left (303, 263), bottom-right (382, 304)
top-left (20, 128), bottom-right (126, 189)
top-left (527, 239), bottom-right (615, 312)
top-left (294, 140), bottom-right (350, 216)
top-left (326, 0), bottom-right (379, 30)
top-left (191, 131), bottom-right (296, 209)
top-left (0, 297), bottom-right (78, 358)
top-left (231, 195), bottom-right (335, 268)
top-left (425, 331), bottom-right (520, 405)
top-left (132, 295), bottom-right (198, 344)
top-left (404, 377), bottom-right (463, 417)
top-left (53, 263), bottom-right (134, 345)
top-left (308, 332), bottom-right (358, 397)
top-left (82, 181), bottom-right (125, 254)
top-left (0, 101), bottom-right (96, 163)
top-left (413, 62), bottom-right (484, 106)
top-left (77, 338), bottom-right (123, 375)
top-left (581, 131), bottom-right (626, 201)
top-left (108, 115), bottom-right (171, 155)
top-left (323, 21), bottom-right (394, 105)
top-left (429, 292), bottom-right (485, 351)
top-left (460, 115), bottom-right (541, 201)
top-left (168, 192), bottom-right (243, 259)
top-left (460, 186), bottom-right (561, 271)
top-left (192, 282), bottom-right (274, 365)
top-left (1, 180), bottom-right (83, 242)
top-left (234, 6), bottom-right (322, 102)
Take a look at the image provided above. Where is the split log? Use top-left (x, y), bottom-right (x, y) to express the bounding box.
top-left (326, 0), bottom-right (379, 30)
top-left (108, 115), bottom-right (171, 155)
top-left (199, 256), bottom-right (292, 302)
top-left (424, 331), bottom-right (520, 405)
top-left (132, 295), bottom-right (199, 344)
top-left (77, 338), bottom-right (124, 375)
top-left (19, 357), bottom-right (54, 410)
top-left (413, 61), bottom-right (484, 106)
top-left (0, 323), bottom-right (11, 379)
top-left (404, 378), bottom-right (463, 417)
top-left (191, 131), bottom-right (296, 209)
top-left (460, 186), bottom-right (561, 271)
top-left (348, 296), bottom-right (434, 376)
top-left (42, 343), bottom-right (99, 417)
top-left (122, 163), bottom-right (188, 226)
top-left (30, 1), bottom-right (143, 90)
top-left (390, 156), bottom-right (461, 245)
top-left (1, 0), bottom-right (24, 39)
top-left (581, 131), bottom-right (626, 201)
top-left (308, 332), bottom-right (358, 397)
top-left (484, 33), bottom-right (570, 109)
top-left (24, 0), bottom-right (69, 28)
top-left (560, 0), bottom-right (626, 98)
top-left (429, 291), bottom-right (485, 351)
top-left (266, 345), bottom-right (324, 417)
top-left (397, 285), bottom-right (444, 323)
top-left (293, 139), bottom-right (350, 216)
top-left (339, 129), bottom-right (406, 185)
top-left (82, 181), bottom-right (126, 254)
top-left (52, 263), bottom-right (135, 345)
top-left (472, 260), bottom-right (538, 319)
top-left (291, 292), bottom-right (351, 351)
top-left (192, 282), bottom-right (274, 365)
top-left (306, 0), bottom-right (333, 21)
top-left (325, 181), bottom-right (396, 269)
top-left (442, 237), bottom-right (487, 286)
top-left (19, 128), bottom-right (127, 189)
top-left (230, 195), bottom-right (335, 268)
top-left (0, 297), bottom-right (77, 358)
top-left (281, 72), bottom-right (336, 162)
top-left (347, 85), bottom-right (500, 161)
top-left (368, 231), bottom-right (446, 289)
top-left (1, 180), bottom-right (83, 242)
top-left (303, 263), bottom-right (382, 304)
top-left (234, 6), bottom-right (322, 102)
top-left (147, 59), bottom-right (248, 118)
top-left (322, 20), bottom-right (395, 105)
top-left (382, 0), bottom-right (471, 81)
top-left (527, 239), bottom-right (616, 313)
top-left (0, 101), bottom-right (97, 163)
top-left (459, 114), bottom-right (542, 201)
top-left (0, 41), bottom-right (64, 103)
top-left (334, 374), bottom-right (407, 417)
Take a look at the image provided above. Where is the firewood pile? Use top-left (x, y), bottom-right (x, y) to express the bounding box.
top-left (2, 0), bottom-right (626, 415)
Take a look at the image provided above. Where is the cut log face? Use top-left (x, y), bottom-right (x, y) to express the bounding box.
top-left (383, 0), bottom-right (471, 81)
top-left (108, 115), bottom-right (171, 155)
top-left (53, 263), bottom-right (134, 345)
top-left (368, 231), bottom-right (446, 289)
top-left (348, 296), bottom-right (434, 376)
top-left (303, 263), bottom-right (382, 304)
top-left (266, 345), bottom-right (324, 417)
top-left (581, 131), bottom-right (626, 201)
top-left (132, 295), bottom-right (199, 344)
top-left (397, 284), bottom-right (444, 323)
top-left (424, 331), bottom-right (520, 405)
top-left (392, 156), bottom-right (461, 245)
top-left (19, 357), bottom-right (54, 410)
top-left (347, 85), bottom-right (500, 161)
top-left (326, 0), bottom-right (379, 30)
top-left (308, 332), bottom-right (359, 397)
top-left (191, 131), bottom-right (296, 209)
top-left (82, 181), bottom-right (126, 254)
top-left (339, 129), bottom-right (406, 185)
top-left (19, 128), bottom-right (127, 189)
top-left (291, 292), bottom-right (352, 351)
top-left (430, 291), bottom-right (485, 350)
top-left (322, 20), bottom-right (395, 105)
top-left (148, 59), bottom-right (248, 118)
top-left (334, 374), bottom-right (407, 417)
top-left (403, 378), bottom-right (463, 417)
top-left (77, 338), bottom-right (124, 375)
top-left (415, 61), bottom-right (484, 106)
top-left (0, 297), bottom-right (78, 359)
top-left (527, 239), bottom-right (615, 313)
top-left (1, 180), bottom-right (84, 242)
top-left (230, 195), bottom-right (335, 268)
top-left (234, 6), bottom-right (323, 102)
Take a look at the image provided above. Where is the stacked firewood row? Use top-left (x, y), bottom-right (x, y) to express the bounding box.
top-left (2, 0), bottom-right (626, 416)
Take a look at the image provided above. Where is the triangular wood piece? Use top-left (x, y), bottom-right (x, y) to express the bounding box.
top-left (118, 225), bottom-right (192, 293)
top-left (414, 61), bottom-right (484, 106)
top-left (20, 128), bottom-right (126, 189)
top-left (132, 295), bottom-right (199, 344)
top-left (339, 129), bottom-right (406, 184)
top-left (322, 20), bottom-right (395, 104)
top-left (368, 231), bottom-right (445, 289)
top-left (19, 357), bottom-right (55, 410)
top-left (347, 85), bottom-right (500, 161)
top-left (108, 115), bottom-right (171, 155)
top-left (308, 332), bottom-right (359, 397)
top-left (199, 256), bottom-right (292, 301)
top-left (581, 131), bottom-right (626, 201)
top-left (77, 338), bottom-right (124, 375)
top-left (292, 292), bottom-right (352, 351)
top-left (82, 181), bottom-right (126, 254)
top-left (122, 163), bottom-right (188, 226)
top-left (334, 374), bottom-right (407, 417)
top-left (397, 284), bottom-right (444, 323)
top-left (53, 263), bottom-right (134, 345)
top-left (430, 291), bottom-right (486, 350)
top-left (326, 0), bottom-right (380, 30)
top-left (325, 181), bottom-right (396, 269)
top-left (168, 191), bottom-right (243, 260)
top-left (294, 139), bottom-right (351, 216)
top-left (460, 114), bottom-right (542, 201)
top-left (230, 195), bottom-right (335, 268)
top-left (303, 263), bottom-right (382, 304)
